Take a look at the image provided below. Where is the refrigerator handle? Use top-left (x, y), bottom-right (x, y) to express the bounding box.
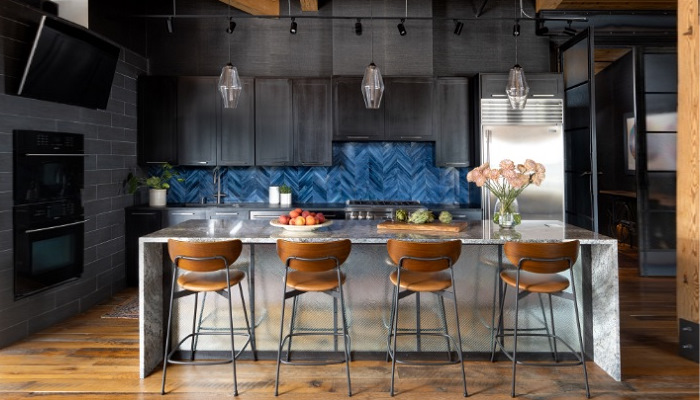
top-left (484, 129), bottom-right (491, 164)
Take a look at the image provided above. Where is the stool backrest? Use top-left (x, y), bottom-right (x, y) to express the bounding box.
top-left (277, 239), bottom-right (352, 272)
top-left (503, 240), bottom-right (579, 274)
top-left (387, 239), bottom-right (462, 272)
top-left (168, 239), bottom-right (242, 272)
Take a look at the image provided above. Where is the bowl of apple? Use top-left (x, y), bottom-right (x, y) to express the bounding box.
top-left (270, 208), bottom-right (333, 231)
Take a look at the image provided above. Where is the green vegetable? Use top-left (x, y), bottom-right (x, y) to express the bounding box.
top-left (395, 209), bottom-right (408, 222)
top-left (408, 210), bottom-right (434, 224)
top-left (438, 211), bottom-right (453, 224)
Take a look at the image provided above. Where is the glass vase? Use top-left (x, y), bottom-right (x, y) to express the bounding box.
top-left (493, 198), bottom-right (520, 229)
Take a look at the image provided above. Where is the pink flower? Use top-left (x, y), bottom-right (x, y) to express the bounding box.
top-left (499, 159), bottom-right (516, 171)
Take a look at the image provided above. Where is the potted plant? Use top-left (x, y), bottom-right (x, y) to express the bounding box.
top-left (125, 163), bottom-right (182, 207)
top-left (279, 184), bottom-right (292, 206)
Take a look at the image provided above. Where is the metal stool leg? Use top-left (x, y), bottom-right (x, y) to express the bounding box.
top-left (548, 294), bottom-right (559, 362)
top-left (389, 275), bottom-right (401, 396)
top-left (511, 283), bottom-right (520, 398)
top-left (161, 270), bottom-right (178, 395)
top-left (537, 293), bottom-right (556, 360)
top-left (286, 295), bottom-right (299, 363)
top-left (238, 281), bottom-right (256, 358)
top-left (225, 280), bottom-right (238, 396)
top-left (449, 272), bottom-right (468, 397)
top-left (274, 283), bottom-right (289, 396)
top-left (438, 294), bottom-right (452, 360)
top-left (190, 292), bottom-right (200, 361)
top-left (338, 282), bottom-right (352, 396)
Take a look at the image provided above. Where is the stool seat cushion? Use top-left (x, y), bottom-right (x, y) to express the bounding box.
top-left (177, 269), bottom-right (245, 292)
top-left (390, 270), bottom-right (452, 292)
top-left (286, 270), bottom-right (346, 292)
top-left (500, 270), bottom-right (570, 293)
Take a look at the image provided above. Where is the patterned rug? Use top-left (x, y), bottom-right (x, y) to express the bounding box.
top-left (101, 295), bottom-right (139, 319)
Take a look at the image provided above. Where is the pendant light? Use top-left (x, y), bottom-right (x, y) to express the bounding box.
top-left (361, 0), bottom-right (384, 109)
top-left (218, 1), bottom-right (242, 109)
top-left (505, 20), bottom-right (529, 110)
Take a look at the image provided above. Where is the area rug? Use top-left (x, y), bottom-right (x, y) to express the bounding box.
top-left (101, 295), bottom-right (139, 319)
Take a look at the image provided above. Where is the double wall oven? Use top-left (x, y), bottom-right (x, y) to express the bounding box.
top-left (13, 130), bottom-right (86, 299)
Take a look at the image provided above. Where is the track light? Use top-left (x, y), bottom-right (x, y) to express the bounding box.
top-left (512, 22), bottom-right (520, 37)
top-left (290, 17), bottom-right (297, 34)
top-left (397, 18), bottom-right (406, 36)
top-left (226, 17), bottom-right (236, 34)
top-left (453, 19), bottom-right (464, 36)
top-left (355, 18), bottom-right (362, 35)
top-left (563, 20), bottom-right (577, 36)
top-left (166, 17), bottom-right (173, 33)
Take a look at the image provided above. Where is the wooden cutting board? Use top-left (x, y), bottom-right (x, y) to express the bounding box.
top-left (377, 221), bottom-right (469, 232)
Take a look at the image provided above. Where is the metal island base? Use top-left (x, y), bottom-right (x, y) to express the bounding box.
top-left (138, 219), bottom-right (620, 381)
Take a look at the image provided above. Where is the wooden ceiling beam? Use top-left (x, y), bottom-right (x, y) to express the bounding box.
top-left (537, 0), bottom-right (676, 12)
top-left (300, 0), bottom-right (318, 12)
top-left (536, 0), bottom-right (564, 13)
top-left (218, 0), bottom-right (279, 16)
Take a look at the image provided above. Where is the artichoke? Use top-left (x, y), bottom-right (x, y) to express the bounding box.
top-left (408, 210), bottom-right (433, 224)
top-left (438, 211), bottom-right (453, 224)
top-left (395, 209), bottom-right (408, 222)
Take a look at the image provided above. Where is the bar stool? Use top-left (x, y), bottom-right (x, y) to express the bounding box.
top-left (492, 240), bottom-right (590, 398)
top-left (274, 239), bottom-right (352, 397)
top-left (161, 239), bottom-right (254, 396)
top-left (386, 239), bottom-right (467, 397)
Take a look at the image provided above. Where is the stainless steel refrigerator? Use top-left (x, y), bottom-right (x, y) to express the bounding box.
top-left (478, 74), bottom-right (565, 222)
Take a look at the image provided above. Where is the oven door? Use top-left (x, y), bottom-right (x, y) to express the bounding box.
top-left (14, 154), bottom-right (84, 204)
top-left (14, 217), bottom-right (86, 299)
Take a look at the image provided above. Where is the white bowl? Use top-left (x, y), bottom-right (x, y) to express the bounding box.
top-left (269, 220), bottom-right (333, 231)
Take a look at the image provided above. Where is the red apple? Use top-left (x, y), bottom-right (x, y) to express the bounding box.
top-left (301, 210), bottom-right (311, 218)
top-left (278, 215), bottom-right (290, 224)
top-left (316, 213), bottom-right (326, 223)
top-left (289, 210), bottom-right (300, 218)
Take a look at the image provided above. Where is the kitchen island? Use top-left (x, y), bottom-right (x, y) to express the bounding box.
top-left (138, 219), bottom-right (619, 381)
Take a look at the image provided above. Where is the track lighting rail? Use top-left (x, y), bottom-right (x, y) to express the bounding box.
top-left (132, 14), bottom-right (587, 23)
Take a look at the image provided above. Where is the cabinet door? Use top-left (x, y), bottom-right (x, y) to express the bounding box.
top-left (207, 210), bottom-right (244, 220)
top-left (137, 76), bottom-right (178, 166)
top-left (177, 77), bottom-right (218, 166)
top-left (332, 77), bottom-right (384, 141)
top-left (219, 77), bottom-right (255, 166)
top-left (435, 78), bottom-right (471, 167)
top-left (384, 78), bottom-right (434, 141)
top-left (293, 79), bottom-right (332, 166)
top-left (125, 209), bottom-right (162, 286)
top-left (164, 209), bottom-right (206, 226)
top-left (255, 79), bottom-right (293, 166)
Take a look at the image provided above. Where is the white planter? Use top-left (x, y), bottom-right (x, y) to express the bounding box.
top-left (280, 193), bottom-right (292, 206)
top-left (149, 189), bottom-right (167, 207)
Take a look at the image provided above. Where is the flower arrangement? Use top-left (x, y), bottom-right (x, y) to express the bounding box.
top-left (467, 159), bottom-right (546, 226)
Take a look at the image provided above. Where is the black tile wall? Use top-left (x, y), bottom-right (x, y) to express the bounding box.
top-left (0, 1), bottom-right (145, 347)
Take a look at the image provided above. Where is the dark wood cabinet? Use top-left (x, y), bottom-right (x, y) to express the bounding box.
top-left (435, 77), bottom-right (472, 167)
top-left (384, 77), bottom-right (435, 141)
top-left (293, 79), bottom-right (332, 166)
top-left (333, 77), bottom-right (384, 141)
top-left (255, 79), bottom-right (294, 166)
top-left (137, 76), bottom-right (178, 166)
top-left (177, 77), bottom-right (218, 166)
top-left (125, 208), bottom-right (163, 286)
top-left (219, 77), bottom-right (255, 166)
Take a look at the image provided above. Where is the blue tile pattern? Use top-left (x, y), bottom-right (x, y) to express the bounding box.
top-left (162, 142), bottom-right (481, 206)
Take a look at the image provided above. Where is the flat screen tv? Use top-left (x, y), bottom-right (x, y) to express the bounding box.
top-left (18, 15), bottom-right (120, 110)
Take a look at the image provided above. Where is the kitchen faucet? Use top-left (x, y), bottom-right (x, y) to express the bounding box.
top-left (212, 166), bottom-right (226, 204)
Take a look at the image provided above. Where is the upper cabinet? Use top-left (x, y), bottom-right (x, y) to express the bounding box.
top-left (333, 77), bottom-right (384, 141)
top-left (435, 77), bottom-right (472, 167)
top-left (255, 78), bottom-right (294, 166)
top-left (384, 77), bottom-right (435, 141)
top-left (293, 79), bottom-right (332, 166)
top-left (177, 77), bottom-right (218, 166)
top-left (137, 76), bottom-right (178, 166)
top-left (220, 77), bottom-right (255, 166)
top-left (256, 78), bottom-right (333, 167)
top-left (333, 77), bottom-right (434, 141)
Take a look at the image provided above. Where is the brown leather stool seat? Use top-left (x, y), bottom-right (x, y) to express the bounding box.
top-left (386, 239), bottom-right (468, 397)
top-left (492, 240), bottom-right (590, 398)
top-left (274, 239), bottom-right (352, 397)
top-left (161, 239), bottom-right (254, 396)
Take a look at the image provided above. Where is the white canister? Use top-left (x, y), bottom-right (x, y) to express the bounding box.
top-left (269, 186), bottom-right (280, 204)
top-left (280, 192), bottom-right (292, 206)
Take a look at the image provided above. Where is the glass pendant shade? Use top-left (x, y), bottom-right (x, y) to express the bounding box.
top-left (361, 62), bottom-right (384, 109)
top-left (506, 64), bottom-right (529, 110)
top-left (218, 63), bottom-right (242, 109)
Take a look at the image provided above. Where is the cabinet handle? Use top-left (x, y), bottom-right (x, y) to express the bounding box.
top-left (214, 212), bottom-right (239, 216)
top-left (171, 212), bottom-right (195, 216)
top-left (146, 161), bottom-right (171, 164)
top-left (197, 161), bottom-right (209, 165)
top-left (131, 212), bottom-right (158, 216)
top-left (490, 94), bottom-right (507, 97)
top-left (301, 162), bottom-right (324, 166)
top-left (400, 136), bottom-right (423, 140)
top-left (446, 162), bottom-right (469, 166)
top-left (532, 94), bottom-right (555, 97)
top-left (347, 136), bottom-right (370, 139)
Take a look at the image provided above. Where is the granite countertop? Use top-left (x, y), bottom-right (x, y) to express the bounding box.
top-left (129, 202), bottom-right (479, 210)
top-left (141, 219), bottom-right (616, 245)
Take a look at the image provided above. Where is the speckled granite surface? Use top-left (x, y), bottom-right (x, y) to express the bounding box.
top-left (139, 220), bottom-right (620, 381)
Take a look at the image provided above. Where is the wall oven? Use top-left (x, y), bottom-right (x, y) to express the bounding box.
top-left (13, 130), bottom-right (86, 299)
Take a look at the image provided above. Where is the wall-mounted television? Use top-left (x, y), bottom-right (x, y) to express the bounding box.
top-left (18, 15), bottom-right (120, 110)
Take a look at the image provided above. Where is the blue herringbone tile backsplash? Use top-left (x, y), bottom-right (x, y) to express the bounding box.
top-left (164, 142), bottom-right (479, 205)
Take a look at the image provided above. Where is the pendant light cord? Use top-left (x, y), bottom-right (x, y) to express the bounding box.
top-left (227, 1), bottom-right (231, 63)
top-left (404, 0), bottom-right (407, 19)
top-left (370, 0), bottom-right (374, 63)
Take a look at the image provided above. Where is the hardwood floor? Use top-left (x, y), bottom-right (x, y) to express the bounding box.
top-left (0, 244), bottom-right (697, 399)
